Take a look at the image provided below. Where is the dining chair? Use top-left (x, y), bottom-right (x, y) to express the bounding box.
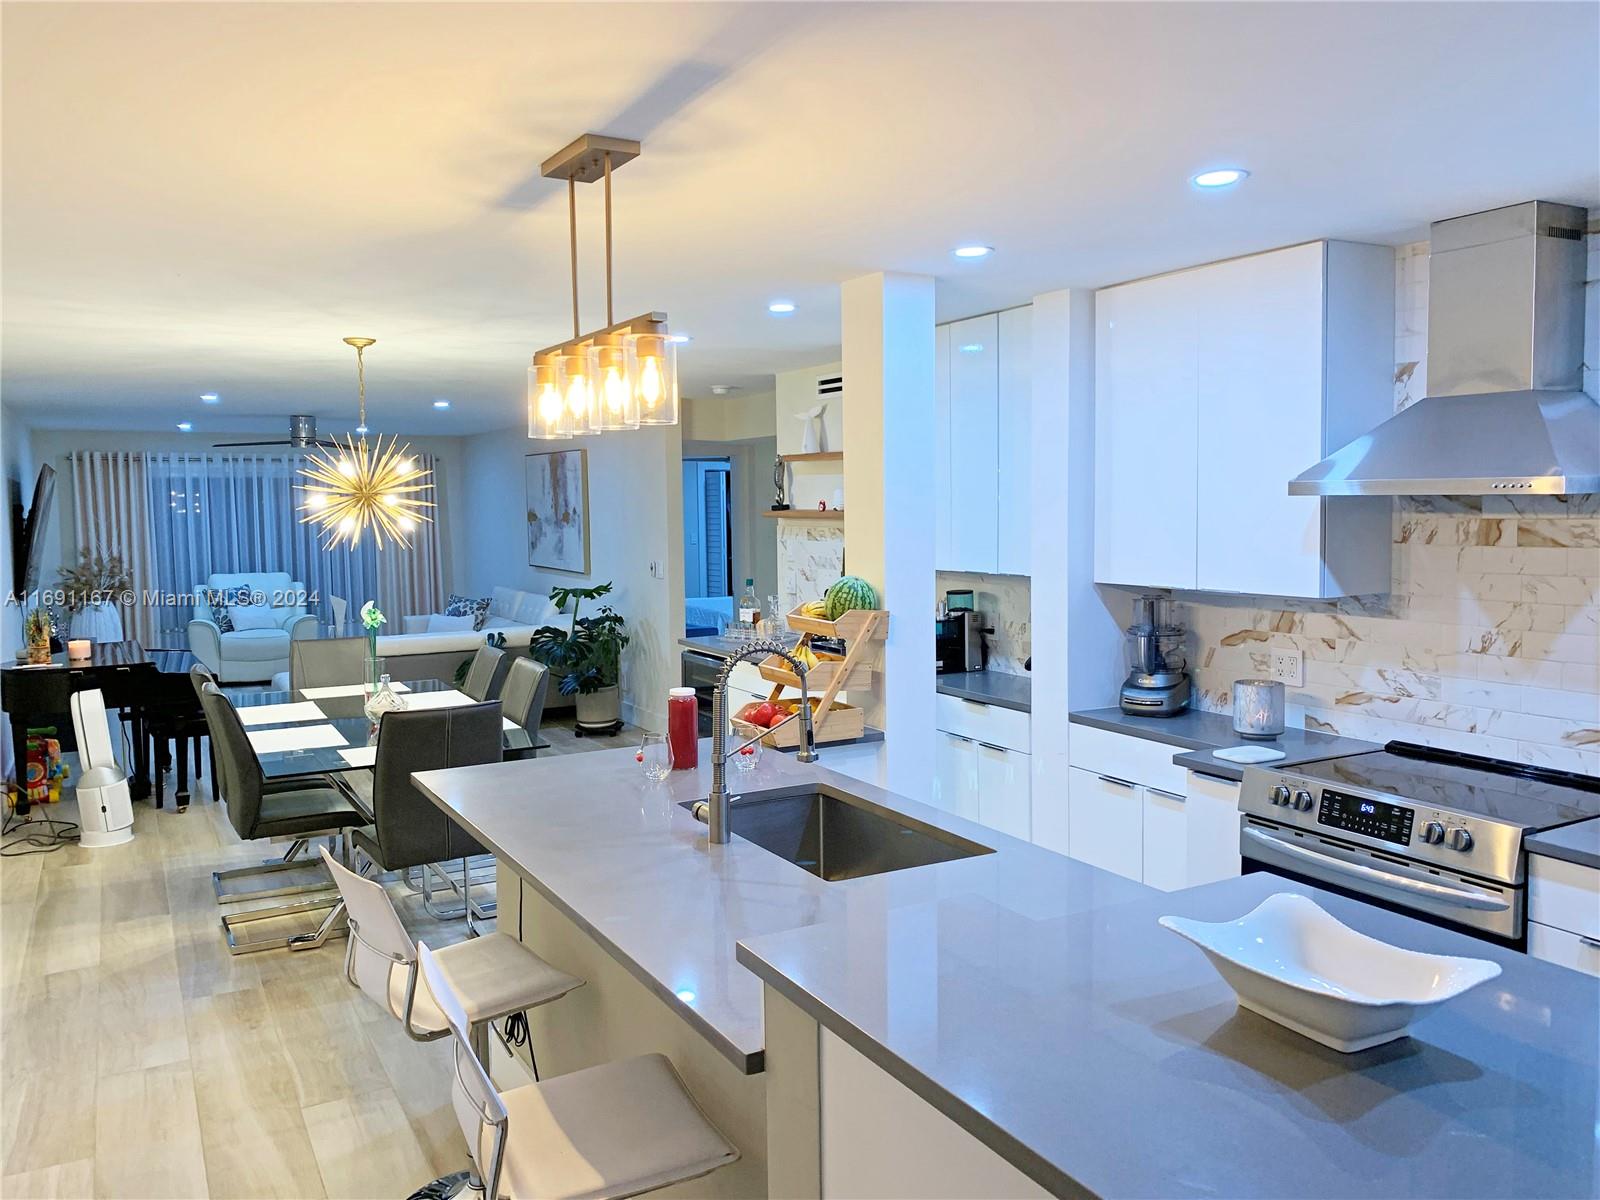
top-left (347, 703), bottom-right (503, 928)
top-left (415, 940), bottom-right (738, 1200)
top-left (461, 644), bottom-right (506, 702)
top-left (290, 634), bottom-right (367, 692)
top-left (198, 682), bottom-right (367, 953)
top-left (498, 657), bottom-right (549, 760)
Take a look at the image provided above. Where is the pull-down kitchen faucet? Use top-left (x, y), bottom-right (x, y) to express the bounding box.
top-left (705, 640), bottom-right (817, 844)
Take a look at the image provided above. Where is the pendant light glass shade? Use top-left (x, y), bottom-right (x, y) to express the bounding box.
top-left (528, 354), bottom-right (569, 439)
top-left (629, 325), bottom-right (679, 425)
top-left (555, 345), bottom-right (593, 437)
top-left (588, 333), bottom-right (640, 430)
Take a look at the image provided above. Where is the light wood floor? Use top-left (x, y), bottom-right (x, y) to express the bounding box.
top-left (0, 715), bottom-right (637, 1199)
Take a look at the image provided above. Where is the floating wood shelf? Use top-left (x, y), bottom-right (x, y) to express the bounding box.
top-left (778, 451), bottom-right (843, 463)
top-left (760, 509), bottom-right (844, 521)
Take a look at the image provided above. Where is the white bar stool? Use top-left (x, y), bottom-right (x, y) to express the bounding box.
top-left (417, 940), bottom-right (740, 1200)
top-left (318, 848), bottom-right (582, 1065)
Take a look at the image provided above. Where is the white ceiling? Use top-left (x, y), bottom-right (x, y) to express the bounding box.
top-left (3, 1), bottom-right (1596, 436)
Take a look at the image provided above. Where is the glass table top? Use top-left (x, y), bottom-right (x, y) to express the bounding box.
top-left (225, 677), bottom-right (543, 781)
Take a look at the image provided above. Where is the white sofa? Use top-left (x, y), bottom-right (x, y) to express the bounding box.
top-left (188, 571), bottom-right (317, 683)
top-left (374, 587), bottom-right (570, 701)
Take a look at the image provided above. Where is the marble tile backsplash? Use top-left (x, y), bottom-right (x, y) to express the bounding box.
top-left (777, 523), bottom-right (845, 618)
top-left (938, 571), bottom-right (1031, 675)
top-left (1177, 232), bottom-right (1600, 774)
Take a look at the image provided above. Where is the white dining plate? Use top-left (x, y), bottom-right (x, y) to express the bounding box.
top-left (1160, 892), bottom-right (1501, 1052)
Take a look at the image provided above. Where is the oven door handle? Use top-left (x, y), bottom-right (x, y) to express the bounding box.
top-left (1242, 827), bottom-right (1511, 912)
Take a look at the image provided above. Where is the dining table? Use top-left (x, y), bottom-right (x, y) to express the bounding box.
top-left (224, 677), bottom-right (547, 798)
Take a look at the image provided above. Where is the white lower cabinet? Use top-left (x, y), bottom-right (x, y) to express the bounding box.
top-left (933, 731), bottom-right (981, 823)
top-left (977, 743), bottom-right (1030, 841)
top-left (1527, 853), bottom-right (1600, 978)
top-left (1066, 767), bottom-right (1144, 883)
top-left (1063, 727), bottom-right (1246, 890)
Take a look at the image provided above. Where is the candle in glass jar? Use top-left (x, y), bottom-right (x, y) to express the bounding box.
top-left (1232, 679), bottom-right (1285, 739)
top-left (67, 639), bottom-right (91, 662)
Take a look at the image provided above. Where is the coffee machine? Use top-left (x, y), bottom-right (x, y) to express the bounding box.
top-left (936, 589), bottom-right (987, 675)
top-left (1119, 595), bottom-right (1190, 716)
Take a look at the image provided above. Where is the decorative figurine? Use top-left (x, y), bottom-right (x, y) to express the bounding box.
top-left (771, 456), bottom-right (790, 511)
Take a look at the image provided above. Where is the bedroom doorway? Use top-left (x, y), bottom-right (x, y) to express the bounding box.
top-left (683, 457), bottom-right (733, 635)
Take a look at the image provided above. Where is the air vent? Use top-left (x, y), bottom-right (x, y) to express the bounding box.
top-left (816, 374), bottom-right (843, 398)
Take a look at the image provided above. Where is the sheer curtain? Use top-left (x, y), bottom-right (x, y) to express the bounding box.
top-left (69, 452), bottom-right (159, 645)
top-left (140, 451), bottom-right (443, 643)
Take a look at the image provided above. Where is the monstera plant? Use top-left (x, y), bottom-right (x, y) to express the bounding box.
top-left (528, 582), bottom-right (630, 733)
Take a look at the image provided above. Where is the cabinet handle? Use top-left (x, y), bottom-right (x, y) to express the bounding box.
top-left (978, 742), bottom-right (1006, 753)
top-left (1096, 775), bottom-right (1136, 789)
top-left (1580, 936), bottom-right (1600, 951)
top-left (947, 734), bottom-right (974, 744)
top-left (1148, 788), bottom-right (1186, 802)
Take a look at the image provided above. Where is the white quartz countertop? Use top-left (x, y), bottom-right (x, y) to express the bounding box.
top-left (413, 740), bottom-right (1148, 1072)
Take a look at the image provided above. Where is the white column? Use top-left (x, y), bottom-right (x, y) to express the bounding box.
top-left (1030, 291), bottom-right (1121, 833)
top-left (842, 272), bottom-right (936, 797)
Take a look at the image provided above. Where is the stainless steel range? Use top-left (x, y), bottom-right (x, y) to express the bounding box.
top-left (1241, 742), bottom-right (1600, 946)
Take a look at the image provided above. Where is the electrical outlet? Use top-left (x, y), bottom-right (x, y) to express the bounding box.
top-left (1270, 647), bottom-right (1304, 688)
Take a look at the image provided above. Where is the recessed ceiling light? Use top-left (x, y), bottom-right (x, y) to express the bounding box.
top-left (432, 399), bottom-right (451, 409)
top-left (355, 424), bottom-right (369, 435)
top-left (952, 244), bottom-right (994, 260)
top-left (1191, 167), bottom-right (1249, 189)
top-left (768, 301), bottom-right (796, 315)
top-left (710, 385), bottom-right (741, 396)
top-left (676, 989), bottom-right (697, 1004)
top-left (176, 421), bottom-right (193, 432)
top-left (668, 333), bottom-right (691, 344)
top-left (200, 393), bottom-right (219, 404)
top-left (958, 343), bottom-right (985, 354)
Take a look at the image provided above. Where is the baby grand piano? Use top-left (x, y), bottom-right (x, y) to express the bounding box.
top-left (2, 641), bottom-right (200, 812)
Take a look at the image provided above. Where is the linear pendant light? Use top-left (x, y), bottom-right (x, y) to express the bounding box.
top-left (298, 337), bottom-right (435, 549)
top-left (528, 133), bottom-right (680, 440)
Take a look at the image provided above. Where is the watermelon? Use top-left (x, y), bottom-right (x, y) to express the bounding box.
top-left (824, 575), bottom-right (878, 621)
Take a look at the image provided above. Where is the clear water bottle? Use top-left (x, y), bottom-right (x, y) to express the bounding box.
top-left (736, 578), bottom-right (760, 632)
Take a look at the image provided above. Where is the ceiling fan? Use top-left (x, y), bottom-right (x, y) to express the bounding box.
top-left (212, 414), bottom-right (344, 450)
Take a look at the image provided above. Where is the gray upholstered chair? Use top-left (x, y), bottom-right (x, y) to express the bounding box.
top-left (416, 941), bottom-right (738, 1200)
top-left (500, 657), bottom-right (549, 759)
top-left (461, 644), bottom-right (506, 702)
top-left (198, 682), bottom-right (366, 953)
top-left (290, 635), bottom-right (367, 692)
top-left (350, 703), bottom-right (503, 921)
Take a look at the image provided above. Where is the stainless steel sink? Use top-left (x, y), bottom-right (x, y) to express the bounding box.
top-left (683, 785), bottom-right (993, 881)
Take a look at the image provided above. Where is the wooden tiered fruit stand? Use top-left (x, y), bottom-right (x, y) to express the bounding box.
top-left (730, 605), bottom-right (889, 748)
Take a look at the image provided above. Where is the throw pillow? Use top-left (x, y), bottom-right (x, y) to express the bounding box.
top-left (426, 613), bottom-right (477, 633)
top-left (445, 593), bottom-right (491, 631)
top-left (205, 586), bottom-right (256, 634)
top-left (228, 605), bottom-right (280, 632)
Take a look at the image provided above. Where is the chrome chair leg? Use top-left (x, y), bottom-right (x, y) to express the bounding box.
top-left (286, 899), bottom-right (349, 952)
top-left (212, 838), bottom-right (337, 904)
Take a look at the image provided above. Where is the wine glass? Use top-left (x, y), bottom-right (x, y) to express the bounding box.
top-left (638, 733), bottom-right (673, 781)
top-left (732, 735), bottom-right (763, 772)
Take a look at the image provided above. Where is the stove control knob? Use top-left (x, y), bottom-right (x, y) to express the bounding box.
top-left (1269, 785), bottom-right (1292, 807)
top-left (1421, 821), bottom-right (1446, 844)
top-left (1448, 827), bottom-right (1474, 852)
top-left (1293, 789), bottom-right (1315, 812)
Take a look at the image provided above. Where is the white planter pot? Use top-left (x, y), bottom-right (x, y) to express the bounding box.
top-left (574, 685), bottom-right (622, 731)
top-left (72, 602), bottom-right (125, 644)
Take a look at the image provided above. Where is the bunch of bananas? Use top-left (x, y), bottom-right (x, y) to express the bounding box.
top-left (798, 598), bottom-right (828, 618)
top-left (792, 643), bottom-right (820, 669)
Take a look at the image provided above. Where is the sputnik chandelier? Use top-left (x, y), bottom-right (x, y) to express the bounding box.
top-left (529, 134), bottom-right (680, 439)
top-left (297, 337), bottom-right (434, 549)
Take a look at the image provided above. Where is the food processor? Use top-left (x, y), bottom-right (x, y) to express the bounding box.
top-left (1119, 595), bottom-right (1190, 716)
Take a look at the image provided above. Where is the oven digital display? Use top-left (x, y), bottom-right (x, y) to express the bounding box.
top-left (1316, 789), bottom-right (1414, 846)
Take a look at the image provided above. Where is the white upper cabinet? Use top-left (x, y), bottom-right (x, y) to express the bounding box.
top-left (1094, 241), bottom-right (1394, 598)
top-left (1094, 269), bottom-right (1201, 589)
top-left (996, 306), bottom-right (1032, 576)
top-left (947, 314), bottom-right (1000, 572)
top-left (934, 306), bottom-right (1032, 576)
top-left (935, 323), bottom-right (953, 567)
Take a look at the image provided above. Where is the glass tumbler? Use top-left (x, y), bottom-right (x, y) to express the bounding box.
top-left (639, 733), bottom-right (673, 781)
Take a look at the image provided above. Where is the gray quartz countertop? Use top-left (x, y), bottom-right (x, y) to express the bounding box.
top-left (415, 742), bottom-right (1147, 1074)
top-left (679, 633), bottom-right (798, 659)
top-left (936, 670), bottom-right (1031, 712)
top-left (737, 871), bottom-right (1600, 1199)
top-left (1526, 816), bottom-right (1600, 870)
top-left (1070, 706), bottom-right (1379, 781)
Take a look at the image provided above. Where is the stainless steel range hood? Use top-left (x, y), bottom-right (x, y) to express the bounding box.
top-left (1290, 201), bottom-right (1596, 496)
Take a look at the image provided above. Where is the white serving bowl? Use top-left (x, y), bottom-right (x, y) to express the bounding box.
top-left (1159, 892), bottom-right (1501, 1052)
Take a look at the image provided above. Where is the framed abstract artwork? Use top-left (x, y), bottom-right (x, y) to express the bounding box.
top-left (525, 449), bottom-right (590, 574)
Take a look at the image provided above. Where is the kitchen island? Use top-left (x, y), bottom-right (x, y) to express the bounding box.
top-left (417, 743), bottom-right (1598, 1199)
